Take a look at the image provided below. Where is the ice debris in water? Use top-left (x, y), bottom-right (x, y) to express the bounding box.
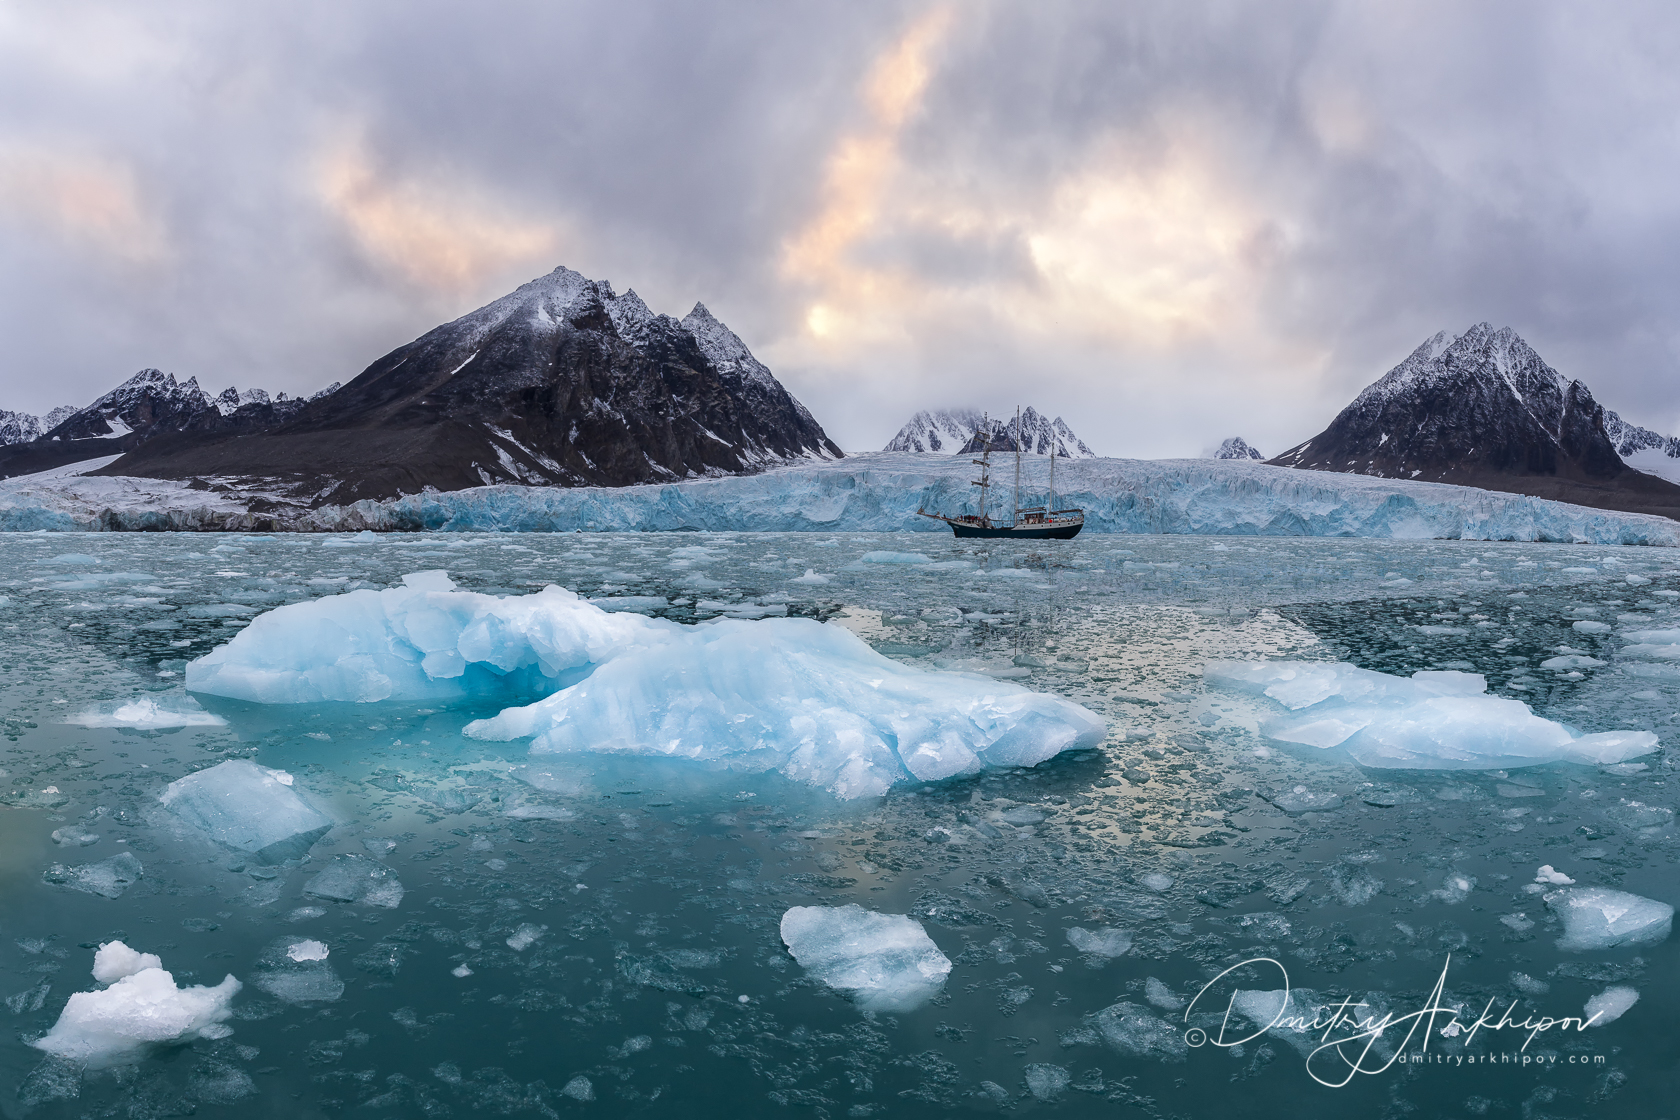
top-left (68, 694), bottom-right (226, 729)
top-left (1584, 986), bottom-right (1639, 1026)
top-left (1546, 887), bottom-right (1673, 950)
top-left (1536, 865), bottom-right (1575, 885)
top-left (467, 615), bottom-right (1105, 799)
top-left (251, 938), bottom-right (342, 1004)
top-left (31, 941), bottom-right (239, 1067)
top-left (42, 852), bottom-right (143, 899)
top-left (187, 575), bottom-right (1103, 798)
top-left (506, 924), bottom-right (545, 951)
top-left (1066, 927), bottom-right (1133, 958)
top-left (1205, 660), bottom-right (1658, 769)
top-left (779, 905), bottom-right (952, 1011)
top-left (302, 854), bottom-right (405, 908)
top-left (159, 759), bottom-right (332, 863)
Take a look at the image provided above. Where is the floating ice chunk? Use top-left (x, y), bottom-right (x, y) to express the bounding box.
top-left (92, 942), bottom-right (162, 983)
top-left (1572, 620), bottom-right (1612, 634)
top-left (1207, 659), bottom-right (1657, 770)
top-left (779, 905), bottom-right (951, 1011)
top-left (251, 938), bottom-right (342, 1004)
top-left (1584, 986), bottom-right (1639, 1026)
top-left (1430, 873), bottom-right (1475, 903)
top-left (69, 694), bottom-right (226, 729)
top-left (789, 569), bottom-right (831, 585)
top-left (506, 924), bottom-right (545, 951)
top-left (1066, 927), bottom-right (1132, 957)
top-left (467, 616), bottom-right (1104, 799)
top-left (1139, 873), bottom-right (1174, 891)
top-left (186, 576), bottom-right (668, 704)
top-left (31, 942), bottom-right (239, 1067)
top-left (159, 759), bottom-right (332, 863)
top-left (287, 940), bottom-right (329, 962)
top-left (1536, 865), bottom-right (1575, 886)
top-left (589, 595), bottom-right (669, 613)
top-left (1547, 887), bottom-right (1673, 950)
top-left (303, 854), bottom-right (404, 908)
top-left (42, 852), bottom-right (143, 898)
top-left (1144, 977), bottom-right (1185, 1010)
top-left (1085, 1001), bottom-right (1187, 1061)
top-left (1540, 655), bottom-right (1606, 669)
top-left (1261, 786), bottom-right (1344, 814)
top-left (1024, 1064), bottom-right (1070, 1101)
top-left (560, 1076), bottom-right (594, 1102)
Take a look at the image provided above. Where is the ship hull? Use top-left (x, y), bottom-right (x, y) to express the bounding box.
top-left (947, 520), bottom-right (1083, 539)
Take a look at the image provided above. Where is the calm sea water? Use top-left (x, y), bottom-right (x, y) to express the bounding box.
top-left (0, 531), bottom-right (1674, 1119)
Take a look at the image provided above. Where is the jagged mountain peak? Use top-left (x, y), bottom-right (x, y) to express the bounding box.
top-left (1210, 437), bottom-right (1263, 460)
top-left (885, 407), bottom-right (1095, 458)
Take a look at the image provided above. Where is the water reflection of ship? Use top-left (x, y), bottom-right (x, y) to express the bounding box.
top-left (917, 408), bottom-right (1085, 539)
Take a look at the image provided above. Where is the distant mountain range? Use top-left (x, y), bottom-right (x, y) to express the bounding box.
top-left (884, 407), bottom-right (1095, 457)
top-left (1271, 323), bottom-right (1680, 519)
top-left (0, 266), bottom-right (839, 503)
top-left (1210, 437), bottom-right (1263, 460)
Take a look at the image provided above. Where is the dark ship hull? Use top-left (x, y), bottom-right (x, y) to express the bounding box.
top-left (942, 517), bottom-right (1083, 539)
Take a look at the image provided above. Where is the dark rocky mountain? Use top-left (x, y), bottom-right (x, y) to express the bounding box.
top-left (1270, 323), bottom-right (1680, 519)
top-left (1603, 410), bottom-right (1680, 484)
top-left (0, 370), bottom-right (322, 479)
top-left (885, 407), bottom-right (1095, 457)
top-left (1211, 437), bottom-right (1263, 460)
top-left (88, 266), bottom-right (840, 504)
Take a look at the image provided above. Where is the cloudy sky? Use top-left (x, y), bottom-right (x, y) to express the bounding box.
top-left (3, 0), bottom-right (1679, 456)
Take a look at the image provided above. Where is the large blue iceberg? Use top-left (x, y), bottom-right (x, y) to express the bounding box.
top-left (185, 573), bottom-right (1106, 798)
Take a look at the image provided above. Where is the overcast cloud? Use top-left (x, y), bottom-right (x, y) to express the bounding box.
top-left (3, 0), bottom-right (1679, 456)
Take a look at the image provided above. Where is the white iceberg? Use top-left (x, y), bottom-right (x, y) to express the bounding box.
top-left (465, 615), bottom-right (1106, 799)
top-left (1584, 986), bottom-right (1639, 1026)
top-left (1546, 887), bottom-right (1673, 951)
top-left (186, 572), bottom-right (664, 704)
top-left (779, 905), bottom-right (951, 1012)
top-left (159, 759), bottom-right (333, 863)
top-left (188, 577), bottom-right (1105, 799)
top-left (68, 694), bottom-right (226, 729)
top-left (1205, 660), bottom-right (1658, 769)
top-left (31, 941), bottom-right (239, 1067)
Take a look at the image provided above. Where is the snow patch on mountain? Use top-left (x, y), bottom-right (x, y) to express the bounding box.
top-left (681, 302), bottom-right (780, 390)
top-left (1605, 411), bottom-right (1680, 483)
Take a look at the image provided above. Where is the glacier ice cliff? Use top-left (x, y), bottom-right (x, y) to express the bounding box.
top-left (3, 453), bottom-right (1678, 543)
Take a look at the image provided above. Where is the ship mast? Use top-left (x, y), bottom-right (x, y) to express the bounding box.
top-left (1048, 427), bottom-right (1055, 523)
top-left (971, 417), bottom-right (992, 526)
top-left (1012, 405), bottom-right (1022, 528)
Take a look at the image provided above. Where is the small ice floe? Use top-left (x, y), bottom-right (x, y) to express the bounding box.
top-left (42, 853), bottom-right (143, 899)
top-left (1535, 865), bottom-right (1575, 886)
top-left (1572, 620), bottom-right (1612, 634)
top-left (1066, 927), bottom-right (1132, 958)
top-left (1584, 986), bottom-right (1639, 1026)
top-left (789, 569), bottom-right (831, 585)
top-left (1205, 659), bottom-right (1656, 769)
top-left (30, 942), bottom-right (239, 1067)
top-left (1138, 873), bottom-right (1175, 892)
top-left (68, 695), bottom-right (225, 730)
top-left (780, 905), bottom-right (951, 1011)
top-left (251, 938), bottom-right (342, 1004)
top-left (1546, 887), bottom-right (1673, 950)
top-left (302, 854), bottom-right (405, 909)
top-left (159, 760), bottom-right (332, 864)
top-left (505, 924), bottom-right (546, 951)
top-left (857, 551), bottom-right (933, 565)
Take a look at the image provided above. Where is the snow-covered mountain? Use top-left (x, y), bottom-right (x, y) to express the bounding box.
top-left (1210, 437), bottom-right (1263, 460)
top-left (100, 265), bottom-right (841, 504)
top-left (1604, 411), bottom-right (1680, 485)
top-left (1271, 323), bottom-right (1680, 520)
top-left (883, 407), bottom-right (1095, 457)
top-left (0, 405), bottom-right (75, 446)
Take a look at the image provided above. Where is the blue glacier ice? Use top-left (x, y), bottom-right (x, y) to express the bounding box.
top-left (6, 453), bottom-right (1679, 542)
top-left (186, 573), bottom-right (1106, 798)
top-left (159, 759), bottom-right (333, 863)
top-left (779, 905), bottom-right (952, 1011)
top-left (1206, 660), bottom-right (1659, 769)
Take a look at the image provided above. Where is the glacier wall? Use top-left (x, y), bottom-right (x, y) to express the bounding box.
top-left (317, 455), bottom-right (1680, 544)
top-left (2, 452), bottom-right (1678, 543)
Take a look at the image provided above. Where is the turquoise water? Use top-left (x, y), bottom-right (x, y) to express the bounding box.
top-left (0, 532), bottom-right (1674, 1118)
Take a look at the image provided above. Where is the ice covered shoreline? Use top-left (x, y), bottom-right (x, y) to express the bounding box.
top-left (1, 453), bottom-right (1676, 544)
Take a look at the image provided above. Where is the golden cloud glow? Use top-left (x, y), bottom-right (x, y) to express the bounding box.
top-left (318, 140), bottom-right (558, 295)
top-left (0, 146), bottom-right (169, 265)
top-left (777, 7), bottom-right (1285, 370)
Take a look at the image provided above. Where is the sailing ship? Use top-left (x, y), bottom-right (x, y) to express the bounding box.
top-left (917, 408), bottom-right (1085, 539)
